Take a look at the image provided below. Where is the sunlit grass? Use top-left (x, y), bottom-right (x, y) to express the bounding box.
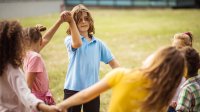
top-left (17, 9), bottom-right (200, 112)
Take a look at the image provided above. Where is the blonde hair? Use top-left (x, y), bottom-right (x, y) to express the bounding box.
top-left (141, 46), bottom-right (186, 112)
top-left (67, 4), bottom-right (95, 36)
top-left (172, 32), bottom-right (193, 48)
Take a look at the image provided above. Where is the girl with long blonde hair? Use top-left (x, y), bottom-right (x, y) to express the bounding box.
top-left (57, 46), bottom-right (186, 112)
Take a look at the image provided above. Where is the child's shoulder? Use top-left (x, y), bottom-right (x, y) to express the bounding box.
top-left (6, 63), bottom-right (22, 78)
top-left (64, 35), bottom-right (73, 43)
top-left (92, 36), bottom-right (104, 44)
top-left (27, 51), bottom-right (41, 60)
top-left (65, 35), bottom-right (71, 40)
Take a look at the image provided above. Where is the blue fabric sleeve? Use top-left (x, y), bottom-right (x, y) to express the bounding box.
top-left (100, 41), bottom-right (114, 64)
top-left (64, 36), bottom-right (77, 52)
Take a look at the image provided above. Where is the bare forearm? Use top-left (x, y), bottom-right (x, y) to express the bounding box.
top-left (69, 20), bottom-right (82, 48)
top-left (59, 89), bottom-right (98, 109)
top-left (42, 19), bottom-right (63, 45)
top-left (37, 102), bottom-right (49, 111)
top-left (109, 59), bottom-right (120, 69)
top-left (58, 80), bottom-right (110, 110)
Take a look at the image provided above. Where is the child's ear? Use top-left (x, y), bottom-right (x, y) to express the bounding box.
top-left (183, 62), bottom-right (188, 78)
top-left (40, 39), bottom-right (42, 46)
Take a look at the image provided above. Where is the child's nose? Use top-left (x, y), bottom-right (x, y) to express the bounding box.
top-left (82, 19), bottom-right (86, 23)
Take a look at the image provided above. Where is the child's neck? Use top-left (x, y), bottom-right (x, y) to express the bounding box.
top-left (80, 32), bottom-right (91, 41)
top-left (29, 44), bottom-right (40, 53)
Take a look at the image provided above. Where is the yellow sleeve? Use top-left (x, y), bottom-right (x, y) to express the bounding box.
top-left (105, 68), bottom-right (126, 87)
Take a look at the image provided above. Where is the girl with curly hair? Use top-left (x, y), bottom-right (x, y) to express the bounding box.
top-left (0, 20), bottom-right (60, 112)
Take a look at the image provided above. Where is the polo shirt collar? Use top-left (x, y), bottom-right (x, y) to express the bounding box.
top-left (81, 35), bottom-right (97, 43)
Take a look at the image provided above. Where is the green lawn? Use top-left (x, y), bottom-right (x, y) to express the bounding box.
top-left (18, 9), bottom-right (200, 112)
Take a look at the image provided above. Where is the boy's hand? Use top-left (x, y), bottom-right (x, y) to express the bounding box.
top-left (60, 11), bottom-right (73, 23)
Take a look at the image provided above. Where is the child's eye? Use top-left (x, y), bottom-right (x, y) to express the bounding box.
top-left (85, 17), bottom-right (89, 21)
top-left (78, 19), bottom-right (82, 23)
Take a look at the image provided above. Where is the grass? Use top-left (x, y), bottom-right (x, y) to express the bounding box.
top-left (15, 9), bottom-right (200, 112)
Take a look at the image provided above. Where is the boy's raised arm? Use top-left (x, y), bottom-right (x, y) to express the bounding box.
top-left (64, 11), bottom-right (82, 48)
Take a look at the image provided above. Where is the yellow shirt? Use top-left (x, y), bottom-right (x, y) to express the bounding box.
top-left (106, 68), bottom-right (151, 112)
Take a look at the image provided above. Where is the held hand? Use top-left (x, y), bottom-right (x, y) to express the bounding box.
top-left (46, 105), bottom-right (62, 112)
top-left (38, 103), bottom-right (61, 112)
top-left (170, 101), bottom-right (177, 108)
top-left (56, 103), bottom-right (67, 112)
top-left (60, 11), bottom-right (73, 23)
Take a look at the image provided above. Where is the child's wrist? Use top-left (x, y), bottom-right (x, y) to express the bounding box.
top-left (68, 19), bottom-right (75, 25)
top-left (57, 103), bottom-right (67, 111)
top-left (57, 19), bottom-right (63, 24)
top-left (36, 102), bottom-right (43, 111)
top-left (37, 102), bottom-right (48, 112)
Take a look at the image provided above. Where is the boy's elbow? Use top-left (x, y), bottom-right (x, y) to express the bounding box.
top-left (73, 42), bottom-right (82, 48)
top-left (77, 42), bottom-right (82, 47)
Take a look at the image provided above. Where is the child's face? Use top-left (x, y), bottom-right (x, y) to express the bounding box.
top-left (77, 12), bottom-right (90, 34)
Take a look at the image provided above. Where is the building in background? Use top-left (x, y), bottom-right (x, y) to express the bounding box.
top-left (64, 0), bottom-right (200, 8)
top-left (0, 0), bottom-right (63, 19)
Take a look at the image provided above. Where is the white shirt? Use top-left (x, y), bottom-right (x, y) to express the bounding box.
top-left (0, 64), bottom-right (42, 112)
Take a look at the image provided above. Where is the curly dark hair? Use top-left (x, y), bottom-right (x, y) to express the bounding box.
top-left (0, 20), bottom-right (25, 76)
top-left (180, 46), bottom-right (200, 78)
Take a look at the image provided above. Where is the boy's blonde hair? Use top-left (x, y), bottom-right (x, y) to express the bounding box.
top-left (172, 32), bottom-right (193, 48)
top-left (67, 4), bottom-right (95, 36)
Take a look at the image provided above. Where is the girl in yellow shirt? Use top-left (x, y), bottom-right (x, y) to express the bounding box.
top-left (57, 46), bottom-right (186, 112)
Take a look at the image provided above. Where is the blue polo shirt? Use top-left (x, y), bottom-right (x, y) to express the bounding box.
top-left (64, 35), bottom-right (114, 91)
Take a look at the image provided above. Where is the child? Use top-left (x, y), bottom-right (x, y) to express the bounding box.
top-left (23, 12), bottom-right (67, 105)
top-left (176, 47), bottom-right (200, 111)
top-left (57, 46), bottom-right (186, 112)
top-left (168, 32), bottom-right (193, 112)
top-left (0, 20), bottom-right (60, 112)
top-left (172, 32), bottom-right (193, 49)
top-left (63, 4), bottom-right (120, 112)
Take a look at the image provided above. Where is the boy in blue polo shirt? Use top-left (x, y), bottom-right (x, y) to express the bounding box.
top-left (62, 4), bottom-right (120, 112)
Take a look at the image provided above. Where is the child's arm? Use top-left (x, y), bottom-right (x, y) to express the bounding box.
top-left (108, 59), bottom-right (120, 69)
top-left (26, 72), bottom-right (37, 89)
top-left (39, 11), bottom-right (66, 51)
top-left (57, 77), bottom-right (110, 111)
top-left (37, 102), bottom-right (61, 112)
top-left (64, 11), bottom-right (82, 48)
top-left (9, 67), bottom-right (60, 112)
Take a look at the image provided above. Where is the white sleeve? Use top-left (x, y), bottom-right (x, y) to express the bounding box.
top-left (7, 67), bottom-right (43, 111)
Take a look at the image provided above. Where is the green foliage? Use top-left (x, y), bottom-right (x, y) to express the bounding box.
top-left (19, 9), bottom-right (200, 112)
